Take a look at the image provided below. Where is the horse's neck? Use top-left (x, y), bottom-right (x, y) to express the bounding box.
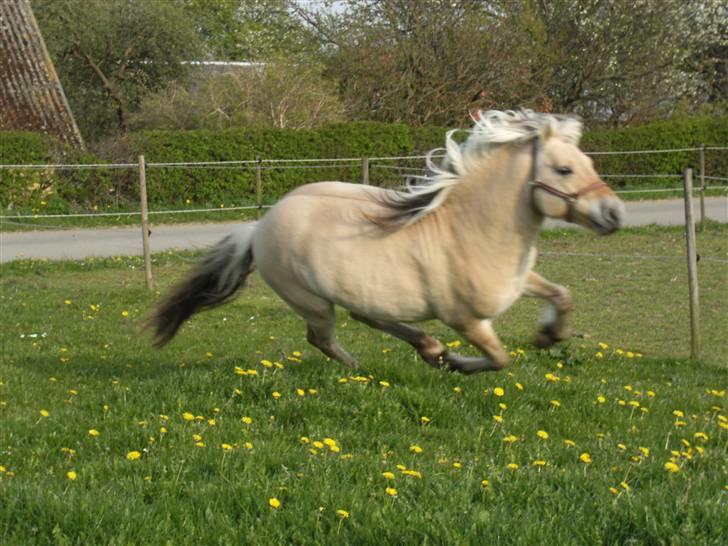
top-left (443, 146), bottom-right (543, 247)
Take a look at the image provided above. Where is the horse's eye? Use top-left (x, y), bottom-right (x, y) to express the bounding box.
top-left (554, 166), bottom-right (573, 176)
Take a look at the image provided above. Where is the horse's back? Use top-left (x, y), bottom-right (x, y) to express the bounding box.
top-left (252, 181), bottom-right (432, 321)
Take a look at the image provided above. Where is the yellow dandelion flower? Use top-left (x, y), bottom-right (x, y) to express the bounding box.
top-left (182, 412), bottom-right (194, 421)
top-left (493, 387), bottom-right (505, 397)
top-left (579, 452), bottom-right (592, 464)
top-left (532, 460), bottom-right (547, 467)
top-left (675, 420), bottom-right (687, 427)
top-left (385, 487), bottom-right (398, 497)
top-left (481, 479), bottom-right (490, 488)
top-left (598, 342), bottom-right (609, 350)
top-left (126, 451), bottom-right (141, 461)
top-left (617, 443), bottom-right (627, 451)
top-left (499, 403), bottom-right (507, 410)
top-left (453, 386), bottom-right (462, 394)
top-left (620, 481), bottom-right (630, 491)
top-left (694, 432), bottom-right (708, 441)
top-left (409, 444), bottom-right (423, 454)
top-left (672, 410), bottom-right (684, 418)
top-left (550, 400), bottom-right (561, 408)
top-left (515, 382), bottom-right (524, 391)
top-left (121, 310), bottom-right (129, 317)
top-left (595, 352), bottom-right (604, 359)
top-left (39, 409), bottom-right (49, 418)
top-left (269, 497), bottom-right (281, 509)
top-left (379, 381), bottom-right (391, 388)
top-left (88, 429), bottom-right (100, 437)
top-left (272, 391), bottom-right (282, 399)
top-left (609, 486), bottom-right (619, 495)
top-left (564, 439), bottom-right (576, 447)
top-left (544, 373), bottom-right (560, 382)
top-left (420, 416), bottom-right (431, 424)
top-left (503, 434), bottom-right (517, 444)
top-left (452, 462), bottom-right (462, 469)
top-left (664, 461), bottom-right (680, 473)
top-left (195, 442), bottom-right (205, 448)
top-left (402, 469), bottom-right (422, 478)
top-left (507, 463), bottom-right (519, 470)
top-left (300, 436), bottom-right (310, 444)
top-left (313, 441), bottom-right (324, 449)
top-left (193, 434), bottom-right (203, 442)
top-left (260, 359), bottom-right (273, 368)
top-left (221, 443), bottom-right (234, 451)
top-left (382, 472), bottom-right (395, 480)
top-left (493, 415), bottom-right (504, 423)
top-left (241, 416), bottom-right (253, 425)
top-left (66, 471), bottom-right (77, 481)
top-left (336, 509), bottom-right (350, 519)
top-left (639, 447), bottom-right (650, 458)
top-left (244, 442), bottom-right (253, 450)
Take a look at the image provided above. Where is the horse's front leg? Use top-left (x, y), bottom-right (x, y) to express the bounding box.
top-left (441, 319), bottom-right (511, 374)
top-left (523, 271), bottom-right (573, 348)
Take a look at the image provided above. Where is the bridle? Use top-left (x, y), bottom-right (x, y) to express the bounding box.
top-left (528, 138), bottom-right (608, 221)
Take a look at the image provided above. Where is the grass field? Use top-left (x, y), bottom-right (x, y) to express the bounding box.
top-left (1, 226), bottom-right (726, 545)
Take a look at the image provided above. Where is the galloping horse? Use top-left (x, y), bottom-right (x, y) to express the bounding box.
top-left (148, 110), bottom-right (625, 374)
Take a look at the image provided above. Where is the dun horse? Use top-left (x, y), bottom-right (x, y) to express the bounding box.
top-left (148, 110), bottom-right (625, 374)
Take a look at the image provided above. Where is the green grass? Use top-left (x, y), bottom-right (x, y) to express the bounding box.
top-left (1, 227), bottom-right (726, 545)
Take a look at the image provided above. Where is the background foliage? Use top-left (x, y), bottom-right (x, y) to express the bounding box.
top-left (1, 117), bottom-right (726, 210)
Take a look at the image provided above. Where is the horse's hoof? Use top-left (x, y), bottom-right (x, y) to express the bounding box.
top-left (534, 326), bottom-right (565, 349)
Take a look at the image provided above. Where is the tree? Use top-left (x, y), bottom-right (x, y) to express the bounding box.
top-left (129, 59), bottom-right (343, 131)
top-left (33, 0), bottom-right (203, 139)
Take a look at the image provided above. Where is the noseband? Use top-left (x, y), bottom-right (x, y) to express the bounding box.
top-left (528, 138), bottom-right (608, 221)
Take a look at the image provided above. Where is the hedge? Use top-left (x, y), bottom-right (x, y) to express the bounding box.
top-left (1, 117), bottom-right (726, 209)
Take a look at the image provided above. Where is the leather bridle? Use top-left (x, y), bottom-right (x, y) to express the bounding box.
top-left (528, 138), bottom-right (608, 221)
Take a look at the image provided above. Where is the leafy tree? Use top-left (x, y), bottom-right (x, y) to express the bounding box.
top-left (33, 0), bottom-right (202, 139)
top-left (129, 59), bottom-right (343, 130)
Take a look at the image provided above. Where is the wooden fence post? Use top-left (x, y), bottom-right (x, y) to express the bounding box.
top-left (138, 155), bottom-right (153, 290)
top-left (682, 168), bottom-right (700, 359)
top-left (698, 144), bottom-right (706, 232)
top-left (361, 157), bottom-right (370, 185)
top-left (255, 157), bottom-right (262, 219)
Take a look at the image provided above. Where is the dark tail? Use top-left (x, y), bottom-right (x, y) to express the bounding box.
top-left (147, 222), bottom-right (257, 347)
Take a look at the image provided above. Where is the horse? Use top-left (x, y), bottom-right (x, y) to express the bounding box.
top-left (147, 110), bottom-right (625, 374)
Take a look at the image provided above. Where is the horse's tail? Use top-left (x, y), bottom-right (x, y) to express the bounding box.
top-left (147, 222), bottom-right (257, 348)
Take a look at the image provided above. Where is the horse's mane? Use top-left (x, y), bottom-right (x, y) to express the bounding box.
top-left (375, 110), bottom-right (583, 228)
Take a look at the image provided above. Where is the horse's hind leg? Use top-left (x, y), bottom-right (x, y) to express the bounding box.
top-left (523, 271), bottom-right (573, 348)
top-left (350, 313), bottom-right (445, 367)
top-left (443, 319), bottom-right (511, 374)
top-left (288, 298), bottom-right (357, 367)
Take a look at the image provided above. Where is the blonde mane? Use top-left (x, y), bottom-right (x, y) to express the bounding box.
top-left (382, 110), bottom-right (583, 226)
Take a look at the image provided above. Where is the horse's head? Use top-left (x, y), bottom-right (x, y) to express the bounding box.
top-left (530, 138), bottom-right (625, 234)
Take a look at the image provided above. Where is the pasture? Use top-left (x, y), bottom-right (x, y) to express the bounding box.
top-left (1, 225), bottom-right (726, 545)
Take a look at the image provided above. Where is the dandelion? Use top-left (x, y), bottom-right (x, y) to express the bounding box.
top-left (664, 462), bottom-right (680, 473)
top-left (409, 444), bottom-right (423, 454)
top-left (493, 387), bottom-right (505, 397)
top-left (452, 462), bottom-right (462, 469)
top-left (481, 479), bottom-right (490, 488)
top-left (336, 509), bottom-right (350, 519)
top-left (126, 451), bottom-right (141, 461)
top-left (493, 415), bottom-right (504, 423)
top-left (64, 299), bottom-right (72, 305)
top-left (121, 310), bottom-right (129, 317)
top-left (532, 460), bottom-right (547, 467)
top-left (300, 436), bottom-right (310, 444)
top-left (672, 410), bottom-right (684, 418)
top-left (537, 430), bottom-right (549, 440)
top-left (620, 481), bottom-right (631, 491)
top-left (564, 439), bottom-right (576, 448)
top-left (66, 471), bottom-right (77, 481)
top-left (515, 382), bottom-right (524, 391)
top-left (550, 400), bottom-right (561, 408)
top-left (296, 388), bottom-right (305, 397)
top-left (503, 435), bottom-right (518, 444)
top-left (244, 442), bottom-right (253, 450)
top-left (595, 352), bottom-right (604, 359)
top-left (453, 386), bottom-right (462, 394)
top-left (617, 443), bottom-right (627, 451)
top-left (579, 452), bottom-right (592, 464)
top-left (88, 429), bottom-right (100, 437)
top-left (241, 416), bottom-right (253, 425)
top-left (379, 381), bottom-right (391, 388)
top-left (544, 373), bottom-right (560, 382)
top-left (269, 497), bottom-right (281, 509)
top-left (598, 342), bottom-right (609, 350)
top-left (182, 412), bottom-right (195, 421)
top-left (221, 443), bottom-right (234, 451)
top-left (507, 463), bottom-right (519, 470)
top-left (638, 447), bottom-right (650, 458)
top-left (596, 395), bottom-right (606, 404)
top-left (385, 487), bottom-right (398, 497)
top-left (402, 469), bottom-right (422, 479)
top-left (39, 409), bottom-right (49, 418)
top-left (420, 416), bottom-right (431, 424)
top-left (382, 472), bottom-right (395, 480)
top-left (694, 432), bottom-right (709, 441)
top-left (609, 487), bottom-right (619, 495)
top-left (272, 391), bottom-right (282, 399)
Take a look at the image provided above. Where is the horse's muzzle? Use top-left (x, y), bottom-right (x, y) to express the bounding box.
top-left (590, 198), bottom-right (625, 234)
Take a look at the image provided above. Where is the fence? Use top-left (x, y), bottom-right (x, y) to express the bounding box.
top-left (2, 147), bottom-right (727, 359)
